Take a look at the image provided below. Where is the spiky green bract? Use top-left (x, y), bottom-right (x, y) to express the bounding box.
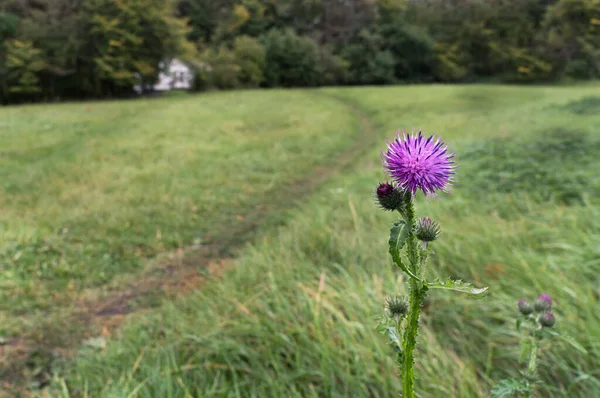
top-left (386, 295), bottom-right (409, 318)
top-left (375, 182), bottom-right (409, 212)
top-left (415, 217), bottom-right (441, 242)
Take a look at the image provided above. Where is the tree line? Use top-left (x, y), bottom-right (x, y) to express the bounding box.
top-left (1, 0), bottom-right (599, 104)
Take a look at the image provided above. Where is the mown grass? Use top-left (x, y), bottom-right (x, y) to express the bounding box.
top-left (39, 85), bottom-right (600, 397)
top-left (0, 89), bottom-right (369, 381)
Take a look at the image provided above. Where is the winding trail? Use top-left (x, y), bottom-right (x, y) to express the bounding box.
top-left (1, 91), bottom-right (378, 393)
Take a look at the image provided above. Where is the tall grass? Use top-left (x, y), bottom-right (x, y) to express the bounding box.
top-left (42, 85), bottom-right (600, 396)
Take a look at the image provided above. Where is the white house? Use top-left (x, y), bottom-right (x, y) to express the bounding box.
top-left (134, 58), bottom-right (194, 93)
top-left (153, 58), bottom-right (194, 91)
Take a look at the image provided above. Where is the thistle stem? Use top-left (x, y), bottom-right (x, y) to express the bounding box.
top-left (401, 200), bottom-right (425, 397)
top-left (527, 337), bottom-right (539, 376)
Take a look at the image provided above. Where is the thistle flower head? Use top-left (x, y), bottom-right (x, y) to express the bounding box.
top-left (374, 182), bottom-right (408, 212)
top-left (517, 299), bottom-right (534, 315)
top-left (415, 217), bottom-right (441, 242)
top-left (382, 130), bottom-right (455, 197)
top-left (540, 312), bottom-right (556, 328)
top-left (386, 295), bottom-right (409, 319)
top-left (534, 294), bottom-right (552, 312)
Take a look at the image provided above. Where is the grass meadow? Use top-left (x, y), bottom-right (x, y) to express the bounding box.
top-left (1, 85), bottom-right (600, 396)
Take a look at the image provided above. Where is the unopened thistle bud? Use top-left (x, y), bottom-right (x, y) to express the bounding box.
top-left (540, 312), bottom-right (556, 328)
top-left (517, 299), bottom-right (534, 315)
top-left (415, 217), bottom-right (441, 242)
top-left (534, 294), bottom-right (552, 312)
top-left (386, 295), bottom-right (409, 320)
top-left (375, 183), bottom-right (407, 212)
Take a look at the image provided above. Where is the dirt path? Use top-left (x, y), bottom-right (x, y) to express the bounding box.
top-left (0, 91), bottom-right (377, 394)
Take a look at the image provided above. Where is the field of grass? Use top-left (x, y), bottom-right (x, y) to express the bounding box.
top-left (2, 85), bottom-right (600, 396)
top-left (0, 90), bottom-right (371, 389)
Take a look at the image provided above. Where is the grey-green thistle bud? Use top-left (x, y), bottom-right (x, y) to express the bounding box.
top-left (386, 295), bottom-right (409, 319)
top-left (534, 294), bottom-right (552, 312)
top-left (375, 183), bottom-right (407, 212)
top-left (540, 312), bottom-right (556, 328)
top-left (517, 299), bottom-right (534, 315)
top-left (415, 217), bottom-right (441, 242)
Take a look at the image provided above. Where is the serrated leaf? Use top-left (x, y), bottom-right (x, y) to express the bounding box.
top-left (519, 339), bottom-right (532, 363)
top-left (384, 327), bottom-right (402, 352)
top-left (546, 330), bottom-right (587, 354)
top-left (389, 221), bottom-right (419, 281)
top-left (490, 378), bottom-right (532, 398)
top-left (425, 277), bottom-right (489, 298)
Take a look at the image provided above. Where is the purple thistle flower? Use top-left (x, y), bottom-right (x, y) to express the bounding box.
top-left (382, 129), bottom-right (455, 197)
top-left (534, 294), bottom-right (552, 312)
top-left (538, 294), bottom-right (552, 306)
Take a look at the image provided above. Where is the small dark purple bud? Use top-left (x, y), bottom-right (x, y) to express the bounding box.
top-left (375, 183), bottom-right (407, 212)
top-left (377, 183), bottom-right (395, 197)
top-left (415, 217), bottom-right (441, 242)
top-left (517, 299), bottom-right (534, 315)
top-left (534, 294), bottom-right (552, 312)
top-left (540, 312), bottom-right (556, 327)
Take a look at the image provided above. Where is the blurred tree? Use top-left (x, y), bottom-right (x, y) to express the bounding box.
top-left (4, 39), bottom-right (44, 98)
top-left (341, 29), bottom-right (395, 84)
top-left (261, 28), bottom-right (322, 87)
top-left (0, 11), bottom-right (20, 102)
top-left (541, 0), bottom-right (600, 78)
top-left (232, 35), bottom-right (265, 87)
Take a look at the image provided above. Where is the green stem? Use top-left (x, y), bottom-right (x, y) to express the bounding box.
top-left (527, 337), bottom-right (539, 376)
top-left (420, 242), bottom-right (429, 279)
top-left (405, 201), bottom-right (420, 274)
top-left (402, 279), bottom-right (424, 397)
top-left (401, 199), bottom-right (424, 397)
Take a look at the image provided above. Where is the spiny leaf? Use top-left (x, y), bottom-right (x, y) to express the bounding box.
top-left (389, 221), bottom-right (420, 281)
top-left (546, 330), bottom-right (587, 354)
top-left (385, 326), bottom-right (402, 351)
top-left (425, 277), bottom-right (489, 298)
top-left (519, 339), bottom-right (532, 363)
top-left (490, 378), bottom-right (533, 397)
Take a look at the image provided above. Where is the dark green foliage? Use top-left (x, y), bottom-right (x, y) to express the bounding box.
top-left (1, 0), bottom-right (599, 103)
top-left (462, 130), bottom-right (600, 204)
top-left (1, 0), bottom-right (192, 102)
top-left (381, 23), bottom-right (435, 82)
top-left (342, 29), bottom-right (395, 85)
top-left (490, 378), bottom-right (533, 397)
top-left (541, 0), bottom-right (600, 79)
top-left (0, 12), bottom-right (18, 40)
top-left (203, 47), bottom-right (242, 89)
top-left (232, 35), bottom-right (265, 87)
top-left (261, 29), bottom-right (322, 87)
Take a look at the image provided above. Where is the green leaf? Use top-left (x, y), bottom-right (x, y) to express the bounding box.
top-left (388, 221), bottom-right (420, 281)
top-left (384, 326), bottom-right (402, 351)
top-left (490, 378), bottom-right (532, 397)
top-left (519, 339), bottom-right (532, 363)
top-left (425, 277), bottom-right (489, 298)
top-left (546, 330), bottom-right (587, 354)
